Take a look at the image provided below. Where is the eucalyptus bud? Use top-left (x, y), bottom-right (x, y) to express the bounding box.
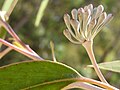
top-left (63, 4), bottom-right (113, 44)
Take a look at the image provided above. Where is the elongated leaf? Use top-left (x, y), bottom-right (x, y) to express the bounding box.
top-left (2, 0), bottom-right (18, 17)
top-left (2, 0), bottom-right (15, 11)
top-left (35, 0), bottom-right (49, 27)
top-left (88, 60), bottom-right (120, 73)
top-left (0, 60), bottom-right (81, 90)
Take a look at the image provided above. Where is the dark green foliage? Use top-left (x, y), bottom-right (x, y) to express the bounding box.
top-left (0, 61), bottom-right (81, 90)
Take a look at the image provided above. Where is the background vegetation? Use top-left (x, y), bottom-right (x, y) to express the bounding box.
top-left (0, 0), bottom-right (120, 88)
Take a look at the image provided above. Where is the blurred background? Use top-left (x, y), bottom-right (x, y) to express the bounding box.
top-left (0, 0), bottom-right (120, 88)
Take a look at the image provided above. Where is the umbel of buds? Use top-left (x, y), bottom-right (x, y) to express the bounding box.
top-left (63, 4), bottom-right (113, 44)
top-left (63, 4), bottom-right (113, 84)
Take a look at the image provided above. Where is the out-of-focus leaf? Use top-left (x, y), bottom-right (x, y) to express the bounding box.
top-left (2, 0), bottom-right (18, 17)
top-left (0, 27), bottom-right (6, 39)
top-left (35, 0), bottom-right (49, 27)
top-left (0, 24), bottom-right (7, 48)
top-left (2, 0), bottom-right (14, 11)
top-left (0, 60), bottom-right (81, 90)
top-left (88, 60), bottom-right (120, 73)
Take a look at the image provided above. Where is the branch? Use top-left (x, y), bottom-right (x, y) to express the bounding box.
top-left (0, 47), bottom-right (12, 59)
top-left (0, 39), bottom-right (43, 60)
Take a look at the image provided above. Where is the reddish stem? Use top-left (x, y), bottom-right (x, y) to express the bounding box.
top-left (82, 41), bottom-right (108, 84)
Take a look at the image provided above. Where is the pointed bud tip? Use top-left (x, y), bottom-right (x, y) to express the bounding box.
top-left (87, 4), bottom-right (93, 10)
top-left (97, 5), bottom-right (104, 11)
top-left (105, 14), bottom-right (113, 23)
top-left (78, 8), bottom-right (84, 13)
top-left (88, 4), bottom-right (93, 7)
top-left (108, 13), bottom-right (113, 17)
top-left (71, 8), bottom-right (77, 12)
top-left (63, 29), bottom-right (71, 39)
top-left (64, 13), bottom-right (69, 17)
top-left (63, 29), bottom-right (69, 33)
top-left (85, 9), bottom-right (91, 14)
top-left (63, 29), bottom-right (67, 35)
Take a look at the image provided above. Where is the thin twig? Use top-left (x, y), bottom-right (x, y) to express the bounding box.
top-left (0, 39), bottom-right (43, 60)
top-left (0, 0), bottom-right (18, 49)
top-left (0, 47), bottom-right (12, 59)
top-left (0, 19), bottom-right (30, 51)
top-left (50, 41), bottom-right (57, 62)
top-left (0, 19), bottom-right (42, 59)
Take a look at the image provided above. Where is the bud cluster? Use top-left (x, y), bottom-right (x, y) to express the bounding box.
top-left (63, 4), bottom-right (113, 44)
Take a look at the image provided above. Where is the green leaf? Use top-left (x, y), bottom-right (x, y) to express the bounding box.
top-left (0, 60), bottom-right (81, 90)
top-left (2, 0), bottom-right (18, 17)
top-left (88, 60), bottom-right (120, 73)
top-left (35, 0), bottom-right (49, 27)
top-left (2, 0), bottom-right (14, 11)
